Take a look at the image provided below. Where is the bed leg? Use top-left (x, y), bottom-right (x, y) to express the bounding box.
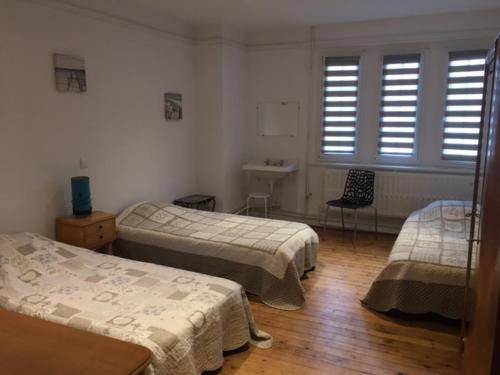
top-left (246, 196), bottom-right (251, 216)
top-left (353, 209), bottom-right (358, 247)
top-left (340, 207), bottom-right (345, 232)
top-left (323, 205), bottom-right (329, 231)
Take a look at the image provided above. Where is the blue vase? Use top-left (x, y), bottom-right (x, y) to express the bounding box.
top-left (71, 176), bottom-right (92, 216)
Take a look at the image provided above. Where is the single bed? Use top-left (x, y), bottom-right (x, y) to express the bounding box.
top-left (0, 232), bottom-right (272, 375)
top-left (115, 201), bottom-right (319, 310)
top-left (362, 200), bottom-right (478, 320)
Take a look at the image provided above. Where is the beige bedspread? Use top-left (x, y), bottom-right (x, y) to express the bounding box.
top-left (362, 200), bottom-right (478, 319)
top-left (116, 202), bottom-right (319, 310)
top-left (0, 232), bottom-right (272, 375)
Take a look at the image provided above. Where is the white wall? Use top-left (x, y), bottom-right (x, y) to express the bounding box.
top-left (0, 0), bottom-right (197, 236)
top-left (222, 43), bottom-right (247, 212)
top-left (244, 9), bottom-right (500, 222)
top-left (194, 33), bottom-right (247, 213)
top-left (246, 46), bottom-right (310, 214)
top-left (194, 42), bottom-right (225, 208)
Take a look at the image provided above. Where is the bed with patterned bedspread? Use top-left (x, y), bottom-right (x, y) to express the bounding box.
top-left (0, 232), bottom-right (272, 375)
top-left (115, 202), bottom-right (319, 310)
top-left (362, 200), bottom-right (478, 320)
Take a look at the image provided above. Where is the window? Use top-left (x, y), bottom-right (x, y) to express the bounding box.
top-left (321, 56), bottom-right (360, 155)
top-left (377, 54), bottom-right (421, 157)
top-left (442, 50), bottom-right (486, 162)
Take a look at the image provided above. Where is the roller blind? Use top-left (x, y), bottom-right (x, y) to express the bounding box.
top-left (321, 56), bottom-right (360, 155)
top-left (442, 50), bottom-right (487, 162)
top-left (377, 54), bottom-right (421, 156)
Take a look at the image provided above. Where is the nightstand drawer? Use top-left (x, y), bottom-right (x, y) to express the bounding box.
top-left (83, 219), bottom-right (115, 237)
top-left (84, 219), bottom-right (116, 249)
top-left (56, 211), bottom-right (117, 253)
top-left (84, 231), bottom-right (115, 250)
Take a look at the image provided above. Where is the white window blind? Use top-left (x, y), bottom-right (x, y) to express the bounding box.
top-left (442, 50), bottom-right (487, 162)
top-left (377, 54), bottom-right (421, 156)
top-left (321, 56), bottom-right (360, 155)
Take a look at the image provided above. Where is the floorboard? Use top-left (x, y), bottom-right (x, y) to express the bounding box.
top-left (222, 228), bottom-right (462, 375)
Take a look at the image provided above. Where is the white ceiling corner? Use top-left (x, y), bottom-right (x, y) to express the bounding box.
top-left (50, 0), bottom-right (500, 33)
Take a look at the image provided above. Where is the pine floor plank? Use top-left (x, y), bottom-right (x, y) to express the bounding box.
top-left (222, 229), bottom-right (462, 374)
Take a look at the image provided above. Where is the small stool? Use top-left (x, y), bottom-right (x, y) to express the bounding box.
top-left (246, 193), bottom-right (271, 218)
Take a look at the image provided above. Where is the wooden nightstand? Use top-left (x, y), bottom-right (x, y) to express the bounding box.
top-left (56, 211), bottom-right (117, 254)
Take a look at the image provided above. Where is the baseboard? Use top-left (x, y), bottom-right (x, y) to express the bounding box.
top-left (229, 206), bottom-right (404, 234)
top-left (272, 210), bottom-right (403, 234)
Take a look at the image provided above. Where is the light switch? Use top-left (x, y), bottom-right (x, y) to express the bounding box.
top-left (79, 159), bottom-right (88, 169)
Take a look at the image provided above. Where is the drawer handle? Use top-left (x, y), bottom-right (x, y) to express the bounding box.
top-left (99, 235), bottom-right (104, 239)
top-left (98, 225), bottom-right (103, 230)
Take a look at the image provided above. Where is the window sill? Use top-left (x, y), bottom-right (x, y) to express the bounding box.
top-left (310, 160), bottom-right (474, 175)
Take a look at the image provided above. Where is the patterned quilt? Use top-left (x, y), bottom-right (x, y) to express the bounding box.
top-left (116, 202), bottom-right (319, 310)
top-left (362, 200), bottom-right (478, 319)
top-left (0, 233), bottom-right (272, 375)
top-left (389, 200), bottom-right (476, 268)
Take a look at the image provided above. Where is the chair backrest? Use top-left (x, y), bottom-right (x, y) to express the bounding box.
top-left (341, 169), bottom-right (375, 205)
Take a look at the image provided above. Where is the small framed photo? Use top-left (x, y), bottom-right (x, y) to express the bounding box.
top-left (54, 54), bottom-right (87, 93)
top-left (164, 93), bottom-right (182, 120)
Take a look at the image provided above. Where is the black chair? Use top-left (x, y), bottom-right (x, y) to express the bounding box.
top-left (323, 169), bottom-right (377, 246)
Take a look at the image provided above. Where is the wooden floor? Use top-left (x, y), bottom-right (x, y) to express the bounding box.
top-left (222, 229), bottom-right (462, 375)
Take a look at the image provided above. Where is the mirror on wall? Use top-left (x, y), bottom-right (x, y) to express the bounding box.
top-left (257, 101), bottom-right (299, 137)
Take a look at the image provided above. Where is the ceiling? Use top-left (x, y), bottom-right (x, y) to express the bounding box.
top-left (58, 0), bottom-right (500, 31)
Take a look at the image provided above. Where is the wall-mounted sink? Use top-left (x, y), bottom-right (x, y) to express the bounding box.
top-left (242, 159), bottom-right (298, 193)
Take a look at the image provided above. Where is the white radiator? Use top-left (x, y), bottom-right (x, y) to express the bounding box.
top-left (323, 169), bottom-right (474, 218)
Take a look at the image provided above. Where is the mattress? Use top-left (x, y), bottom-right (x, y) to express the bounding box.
top-left (362, 200), bottom-right (478, 319)
top-left (0, 232), bottom-right (272, 375)
top-left (115, 202), bottom-right (319, 310)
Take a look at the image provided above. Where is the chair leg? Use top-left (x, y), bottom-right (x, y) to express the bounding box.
top-left (373, 206), bottom-right (378, 239)
top-left (353, 209), bottom-right (358, 247)
top-left (264, 197), bottom-right (268, 218)
top-left (323, 205), bottom-right (329, 231)
top-left (340, 207), bottom-right (345, 232)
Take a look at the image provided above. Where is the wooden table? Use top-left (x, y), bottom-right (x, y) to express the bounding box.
top-left (0, 309), bottom-right (152, 375)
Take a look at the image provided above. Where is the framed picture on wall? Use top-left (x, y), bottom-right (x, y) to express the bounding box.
top-left (164, 93), bottom-right (182, 120)
top-left (53, 54), bottom-right (87, 93)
